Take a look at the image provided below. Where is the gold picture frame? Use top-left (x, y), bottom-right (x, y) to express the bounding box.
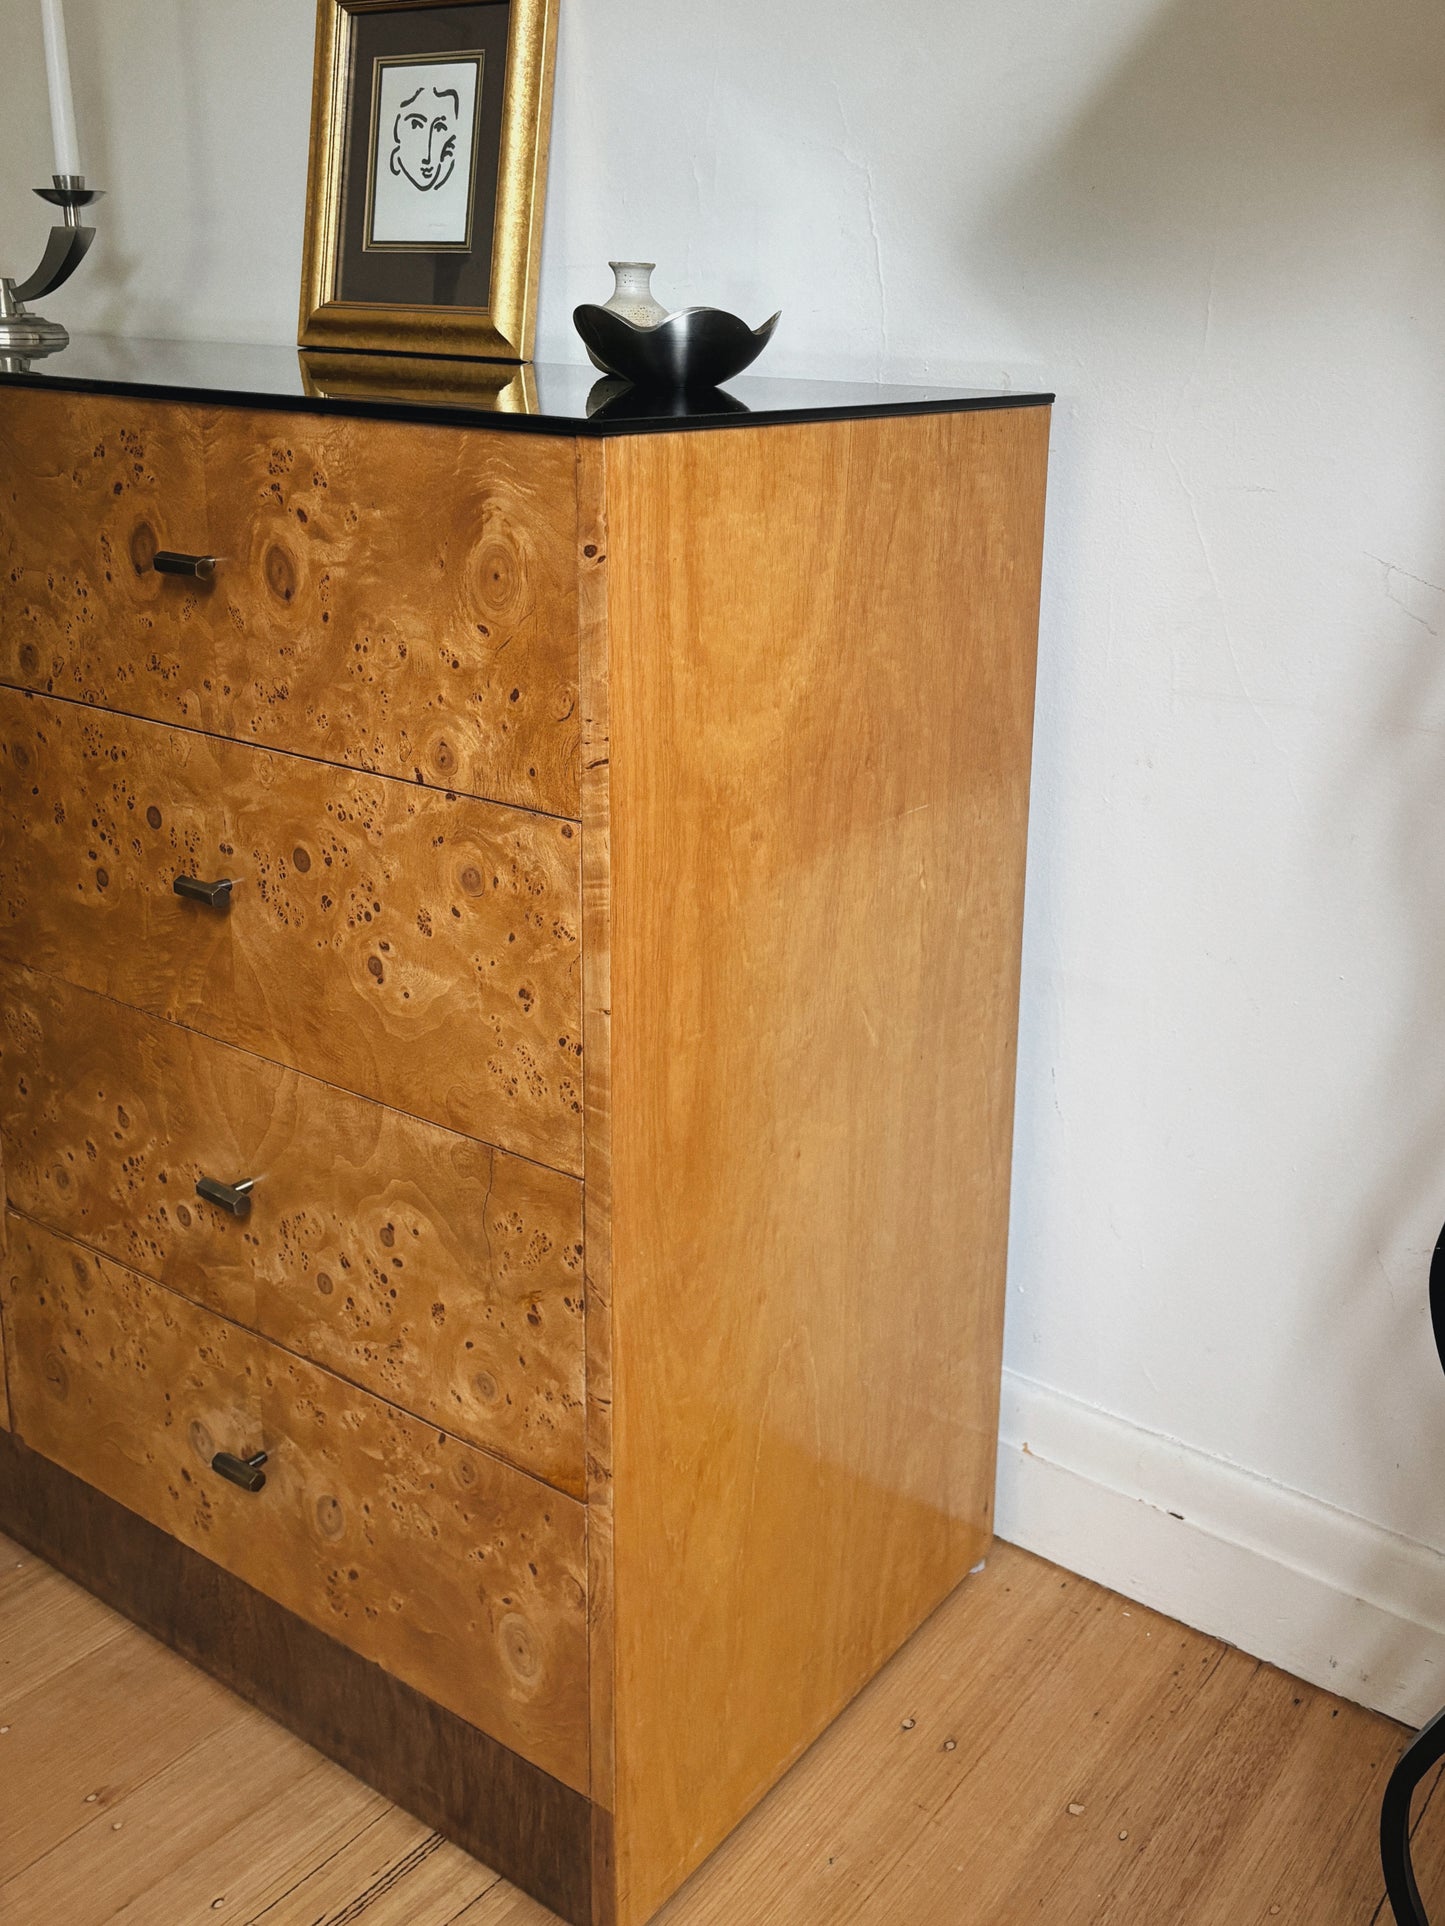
top-left (298, 0), bottom-right (557, 362)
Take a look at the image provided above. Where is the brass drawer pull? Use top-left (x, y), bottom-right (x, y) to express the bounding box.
top-left (196, 1175), bottom-right (255, 1219)
top-left (211, 1449), bottom-right (268, 1493)
top-left (173, 874), bottom-right (233, 908)
top-left (153, 550), bottom-right (217, 582)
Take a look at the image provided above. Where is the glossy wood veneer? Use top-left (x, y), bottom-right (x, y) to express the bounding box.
top-left (0, 689), bottom-right (584, 1172)
top-left (0, 966), bottom-right (585, 1493)
top-left (0, 1426), bottom-right (596, 1924)
top-left (0, 391), bottom-right (581, 815)
top-left (1, 1213), bottom-right (589, 1791)
top-left (587, 405), bottom-right (1050, 1923)
top-left (0, 380), bottom-right (1051, 1926)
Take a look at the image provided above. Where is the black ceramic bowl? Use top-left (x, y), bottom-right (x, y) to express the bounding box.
top-left (573, 304), bottom-right (780, 391)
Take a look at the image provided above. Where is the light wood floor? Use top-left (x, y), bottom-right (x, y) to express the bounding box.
top-left (0, 1530), bottom-right (1434, 1925)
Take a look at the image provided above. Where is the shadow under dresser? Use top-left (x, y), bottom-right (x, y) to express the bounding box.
top-left (0, 341), bottom-right (1052, 1926)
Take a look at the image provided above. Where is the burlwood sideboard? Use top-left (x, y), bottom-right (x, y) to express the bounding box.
top-left (0, 340), bottom-right (1050, 1926)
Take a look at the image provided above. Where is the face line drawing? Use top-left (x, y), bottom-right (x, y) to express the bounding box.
top-left (390, 81), bottom-right (462, 193)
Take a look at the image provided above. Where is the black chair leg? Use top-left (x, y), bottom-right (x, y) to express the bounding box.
top-left (1383, 1703), bottom-right (1445, 1924)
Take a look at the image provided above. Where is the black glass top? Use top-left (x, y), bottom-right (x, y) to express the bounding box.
top-left (0, 334), bottom-right (1053, 438)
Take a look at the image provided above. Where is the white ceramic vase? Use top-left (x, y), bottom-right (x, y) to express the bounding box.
top-left (587, 262), bottom-right (669, 370)
top-left (601, 261), bottom-right (669, 328)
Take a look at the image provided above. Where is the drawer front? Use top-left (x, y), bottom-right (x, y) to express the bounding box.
top-left (2, 1214), bottom-right (589, 1791)
top-left (0, 689), bottom-right (584, 1172)
top-left (0, 390), bottom-right (581, 816)
top-left (0, 967), bottom-right (585, 1495)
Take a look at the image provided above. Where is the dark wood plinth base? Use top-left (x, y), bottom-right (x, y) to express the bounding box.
top-left (0, 1428), bottom-right (595, 1925)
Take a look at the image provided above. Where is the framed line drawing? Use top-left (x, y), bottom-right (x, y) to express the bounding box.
top-left (366, 51), bottom-right (484, 251)
top-left (299, 0), bottom-right (557, 362)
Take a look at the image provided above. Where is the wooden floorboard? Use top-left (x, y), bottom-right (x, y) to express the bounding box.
top-left (0, 1540), bottom-right (125, 1703)
top-left (0, 1528), bottom-right (1430, 1923)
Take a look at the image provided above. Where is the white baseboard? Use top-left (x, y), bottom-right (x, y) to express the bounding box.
top-left (993, 1369), bottom-right (1445, 1727)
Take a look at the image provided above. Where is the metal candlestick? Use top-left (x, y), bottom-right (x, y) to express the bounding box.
top-left (0, 174), bottom-right (103, 362)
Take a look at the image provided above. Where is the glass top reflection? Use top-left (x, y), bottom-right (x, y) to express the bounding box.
top-left (0, 334), bottom-right (1052, 437)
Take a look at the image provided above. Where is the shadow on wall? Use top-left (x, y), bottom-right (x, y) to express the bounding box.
top-left (980, 0), bottom-right (1445, 1713)
top-left (975, 0), bottom-right (1445, 312)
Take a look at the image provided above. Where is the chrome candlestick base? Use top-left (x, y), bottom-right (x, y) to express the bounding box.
top-left (0, 174), bottom-right (103, 363)
top-left (0, 292), bottom-right (71, 356)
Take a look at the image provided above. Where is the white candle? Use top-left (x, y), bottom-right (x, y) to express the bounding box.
top-left (40, 0), bottom-right (81, 178)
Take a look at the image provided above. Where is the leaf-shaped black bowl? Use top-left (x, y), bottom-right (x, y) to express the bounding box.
top-left (573, 304), bottom-right (780, 391)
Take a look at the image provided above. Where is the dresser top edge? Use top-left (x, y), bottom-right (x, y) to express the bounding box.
top-left (0, 335), bottom-right (1055, 439)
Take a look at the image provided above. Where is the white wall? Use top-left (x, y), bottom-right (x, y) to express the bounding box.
top-left (6, 0), bottom-right (1445, 1719)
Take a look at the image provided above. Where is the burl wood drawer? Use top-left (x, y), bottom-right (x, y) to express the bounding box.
top-left (0, 390), bottom-right (580, 815)
top-left (0, 967), bottom-right (585, 1495)
top-left (0, 689), bottom-right (584, 1173)
top-left (2, 1213), bottom-right (589, 1790)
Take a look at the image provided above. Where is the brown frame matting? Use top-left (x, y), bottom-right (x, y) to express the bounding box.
top-left (0, 1428), bottom-right (594, 1925)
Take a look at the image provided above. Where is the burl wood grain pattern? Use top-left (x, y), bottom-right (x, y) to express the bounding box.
top-left (0, 690), bottom-right (584, 1172)
top-left (0, 391), bottom-right (581, 815)
top-left (0, 1430), bottom-right (596, 1925)
top-left (0, 967), bottom-right (585, 1493)
top-left (598, 407), bottom-right (1050, 1924)
top-left (2, 1214), bottom-right (590, 1791)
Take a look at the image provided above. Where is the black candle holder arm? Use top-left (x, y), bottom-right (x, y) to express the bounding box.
top-left (0, 177), bottom-right (103, 359)
top-left (12, 214), bottom-right (96, 305)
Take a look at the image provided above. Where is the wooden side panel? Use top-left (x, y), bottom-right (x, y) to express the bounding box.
top-left (0, 391), bottom-right (581, 816)
top-left (0, 1427), bottom-right (595, 1926)
top-left (0, 691), bottom-right (584, 1172)
top-left (0, 967), bottom-right (585, 1493)
top-left (601, 407), bottom-right (1050, 1923)
top-left (2, 1214), bottom-right (590, 1792)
